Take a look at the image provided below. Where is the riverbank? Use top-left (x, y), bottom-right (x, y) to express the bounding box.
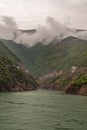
top-left (38, 68), bottom-right (87, 96)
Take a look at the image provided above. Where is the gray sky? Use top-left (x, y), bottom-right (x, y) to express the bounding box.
top-left (0, 0), bottom-right (87, 29)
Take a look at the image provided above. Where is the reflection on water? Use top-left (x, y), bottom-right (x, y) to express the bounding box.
top-left (0, 90), bottom-right (87, 130)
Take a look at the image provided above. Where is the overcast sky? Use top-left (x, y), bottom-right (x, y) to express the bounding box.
top-left (0, 0), bottom-right (87, 29)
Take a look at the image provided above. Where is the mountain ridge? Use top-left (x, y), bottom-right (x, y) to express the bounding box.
top-left (2, 36), bottom-right (87, 76)
top-left (0, 40), bottom-right (38, 91)
top-left (1, 36), bottom-right (87, 95)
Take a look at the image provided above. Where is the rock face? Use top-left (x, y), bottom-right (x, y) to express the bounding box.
top-left (0, 83), bottom-right (37, 91)
top-left (66, 73), bottom-right (87, 96)
top-left (0, 81), bottom-right (38, 92)
top-left (39, 67), bottom-right (87, 96)
top-left (78, 86), bottom-right (87, 96)
top-left (66, 85), bottom-right (87, 96)
top-left (0, 56), bottom-right (38, 92)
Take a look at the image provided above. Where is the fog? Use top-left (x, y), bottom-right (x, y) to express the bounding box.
top-left (0, 16), bottom-right (87, 47)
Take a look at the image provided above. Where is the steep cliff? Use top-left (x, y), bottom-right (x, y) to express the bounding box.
top-left (0, 56), bottom-right (38, 91)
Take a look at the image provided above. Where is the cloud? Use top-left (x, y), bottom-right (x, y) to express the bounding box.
top-left (0, 0), bottom-right (87, 29)
top-left (0, 16), bottom-right (17, 40)
top-left (0, 16), bottom-right (87, 47)
top-left (15, 16), bottom-right (76, 46)
top-left (76, 31), bottom-right (87, 40)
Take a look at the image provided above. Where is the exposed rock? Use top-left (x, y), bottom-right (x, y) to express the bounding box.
top-left (0, 56), bottom-right (38, 92)
top-left (66, 85), bottom-right (87, 96)
top-left (78, 86), bottom-right (87, 96)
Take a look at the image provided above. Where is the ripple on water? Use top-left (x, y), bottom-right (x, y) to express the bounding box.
top-left (0, 90), bottom-right (87, 130)
top-left (55, 128), bottom-right (73, 130)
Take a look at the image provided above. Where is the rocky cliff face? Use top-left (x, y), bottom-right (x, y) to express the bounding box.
top-left (66, 85), bottom-right (87, 96)
top-left (39, 67), bottom-right (87, 96)
top-left (0, 56), bottom-right (38, 91)
top-left (66, 72), bottom-right (87, 96)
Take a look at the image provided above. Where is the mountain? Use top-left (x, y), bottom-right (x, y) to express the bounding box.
top-left (2, 36), bottom-right (87, 77)
top-left (1, 39), bottom-right (30, 68)
top-left (0, 40), bottom-right (20, 65)
top-left (2, 36), bottom-right (87, 95)
top-left (0, 56), bottom-right (38, 91)
top-left (0, 41), bottom-right (38, 91)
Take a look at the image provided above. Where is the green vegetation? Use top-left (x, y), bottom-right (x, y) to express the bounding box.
top-left (1, 40), bottom-right (29, 67)
top-left (2, 37), bottom-right (87, 77)
top-left (1, 37), bottom-right (87, 94)
top-left (66, 72), bottom-right (87, 95)
top-left (72, 74), bottom-right (87, 87)
top-left (0, 56), bottom-right (38, 91)
top-left (0, 41), bottom-right (19, 65)
top-left (0, 41), bottom-right (38, 91)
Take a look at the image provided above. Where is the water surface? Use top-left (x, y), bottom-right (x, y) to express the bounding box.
top-left (0, 90), bottom-right (87, 130)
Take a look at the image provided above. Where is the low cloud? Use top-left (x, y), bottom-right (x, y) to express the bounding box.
top-left (0, 16), bottom-right (87, 47)
top-left (15, 16), bottom-right (76, 46)
top-left (0, 16), bottom-right (17, 40)
top-left (76, 30), bottom-right (87, 40)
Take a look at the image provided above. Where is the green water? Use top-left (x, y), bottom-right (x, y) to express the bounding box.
top-left (0, 90), bottom-right (87, 130)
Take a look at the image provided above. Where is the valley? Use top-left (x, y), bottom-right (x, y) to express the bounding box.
top-left (0, 1), bottom-right (87, 130)
top-left (1, 36), bottom-right (87, 95)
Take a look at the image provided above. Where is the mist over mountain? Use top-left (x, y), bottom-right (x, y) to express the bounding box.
top-left (0, 2), bottom-right (87, 130)
top-left (0, 16), bottom-right (87, 47)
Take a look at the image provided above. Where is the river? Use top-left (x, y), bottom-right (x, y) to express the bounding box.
top-left (0, 90), bottom-right (87, 130)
